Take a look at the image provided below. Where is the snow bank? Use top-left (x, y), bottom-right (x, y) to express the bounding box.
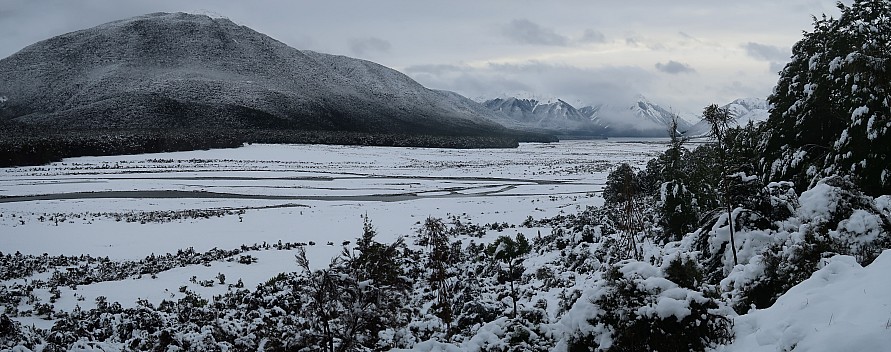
top-left (718, 250), bottom-right (891, 352)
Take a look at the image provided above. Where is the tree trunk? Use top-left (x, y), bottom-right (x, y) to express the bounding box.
top-left (510, 261), bottom-right (517, 319)
top-left (720, 146), bottom-right (738, 266)
top-left (726, 202), bottom-right (738, 266)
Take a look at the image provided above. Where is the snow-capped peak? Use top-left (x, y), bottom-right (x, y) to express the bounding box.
top-left (683, 97), bottom-right (771, 136)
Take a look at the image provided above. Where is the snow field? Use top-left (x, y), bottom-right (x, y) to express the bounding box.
top-left (0, 140), bottom-right (665, 315)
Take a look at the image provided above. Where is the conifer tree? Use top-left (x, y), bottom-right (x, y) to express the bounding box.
top-left (650, 114), bottom-right (699, 242)
top-left (487, 234), bottom-right (531, 318)
top-left (763, 0), bottom-right (890, 195)
top-left (418, 216), bottom-right (458, 338)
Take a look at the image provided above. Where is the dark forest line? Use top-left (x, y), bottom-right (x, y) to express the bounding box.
top-left (0, 126), bottom-right (557, 167)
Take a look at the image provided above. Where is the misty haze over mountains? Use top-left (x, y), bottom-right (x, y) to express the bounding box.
top-left (482, 95), bottom-right (770, 137)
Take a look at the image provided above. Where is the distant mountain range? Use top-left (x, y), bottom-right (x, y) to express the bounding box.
top-left (481, 98), bottom-right (607, 137)
top-left (481, 95), bottom-right (770, 137)
top-left (0, 12), bottom-right (536, 151)
top-left (482, 95), bottom-right (691, 137)
top-left (684, 98), bottom-right (771, 136)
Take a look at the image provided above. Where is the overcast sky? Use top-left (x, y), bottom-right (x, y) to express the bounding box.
top-left (0, 0), bottom-right (848, 113)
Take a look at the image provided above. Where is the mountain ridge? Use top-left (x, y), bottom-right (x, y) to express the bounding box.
top-left (482, 95), bottom-right (699, 137)
top-left (0, 12), bottom-right (525, 150)
top-left (480, 94), bottom-right (771, 137)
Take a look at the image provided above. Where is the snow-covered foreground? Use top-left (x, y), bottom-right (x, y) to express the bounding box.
top-left (0, 140), bottom-right (664, 315)
top-left (2, 139), bottom-right (888, 352)
top-left (719, 250), bottom-right (891, 352)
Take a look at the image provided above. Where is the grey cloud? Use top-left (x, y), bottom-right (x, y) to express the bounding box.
top-left (625, 35), bottom-right (666, 50)
top-left (0, 9), bottom-right (14, 20)
top-left (716, 80), bottom-right (763, 99)
top-left (579, 29), bottom-right (606, 43)
top-left (743, 42), bottom-right (790, 74)
top-left (452, 75), bottom-right (533, 98)
top-left (743, 42), bottom-right (789, 62)
top-left (678, 31), bottom-right (706, 45)
top-left (348, 37), bottom-right (392, 56)
top-left (655, 60), bottom-right (695, 74)
top-left (502, 19), bottom-right (568, 46)
top-left (406, 60), bottom-right (654, 108)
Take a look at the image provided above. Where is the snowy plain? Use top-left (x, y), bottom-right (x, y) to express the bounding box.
top-left (0, 139), bottom-right (666, 320)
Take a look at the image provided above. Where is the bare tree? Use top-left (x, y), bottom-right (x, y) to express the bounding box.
top-left (605, 163), bottom-right (644, 260)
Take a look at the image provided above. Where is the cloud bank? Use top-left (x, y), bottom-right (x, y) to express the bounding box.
top-left (502, 19), bottom-right (568, 46)
top-left (655, 60), bottom-right (696, 74)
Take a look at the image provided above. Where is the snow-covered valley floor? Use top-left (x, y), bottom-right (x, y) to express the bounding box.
top-left (0, 140), bottom-right (665, 321)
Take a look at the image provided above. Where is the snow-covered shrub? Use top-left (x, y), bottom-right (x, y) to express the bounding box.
top-left (662, 254), bottom-right (703, 290)
top-left (0, 314), bottom-right (23, 347)
top-left (602, 163), bottom-right (642, 205)
top-left (727, 176), bottom-right (890, 312)
top-left (567, 260), bottom-right (733, 352)
top-left (691, 175), bottom-right (798, 283)
top-left (657, 180), bottom-right (698, 242)
top-left (643, 141), bottom-right (726, 244)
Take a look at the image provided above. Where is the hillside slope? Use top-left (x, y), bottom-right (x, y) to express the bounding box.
top-left (0, 12), bottom-right (513, 139)
top-left (719, 250), bottom-right (891, 352)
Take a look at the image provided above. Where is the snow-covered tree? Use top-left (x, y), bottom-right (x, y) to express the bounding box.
top-left (645, 115), bottom-right (701, 243)
top-left (487, 234), bottom-right (531, 319)
top-left (418, 216), bottom-right (460, 338)
top-left (762, 0), bottom-right (890, 196)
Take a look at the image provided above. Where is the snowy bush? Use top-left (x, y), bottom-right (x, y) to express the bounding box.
top-left (566, 260), bottom-right (733, 352)
top-left (724, 176), bottom-right (890, 312)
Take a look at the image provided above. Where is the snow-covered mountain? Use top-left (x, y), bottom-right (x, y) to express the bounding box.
top-left (481, 97), bottom-right (607, 136)
top-left (684, 97), bottom-right (771, 137)
top-left (430, 91), bottom-right (557, 142)
top-left (482, 94), bottom-right (688, 137)
top-left (0, 12), bottom-right (513, 140)
top-left (579, 95), bottom-right (692, 137)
